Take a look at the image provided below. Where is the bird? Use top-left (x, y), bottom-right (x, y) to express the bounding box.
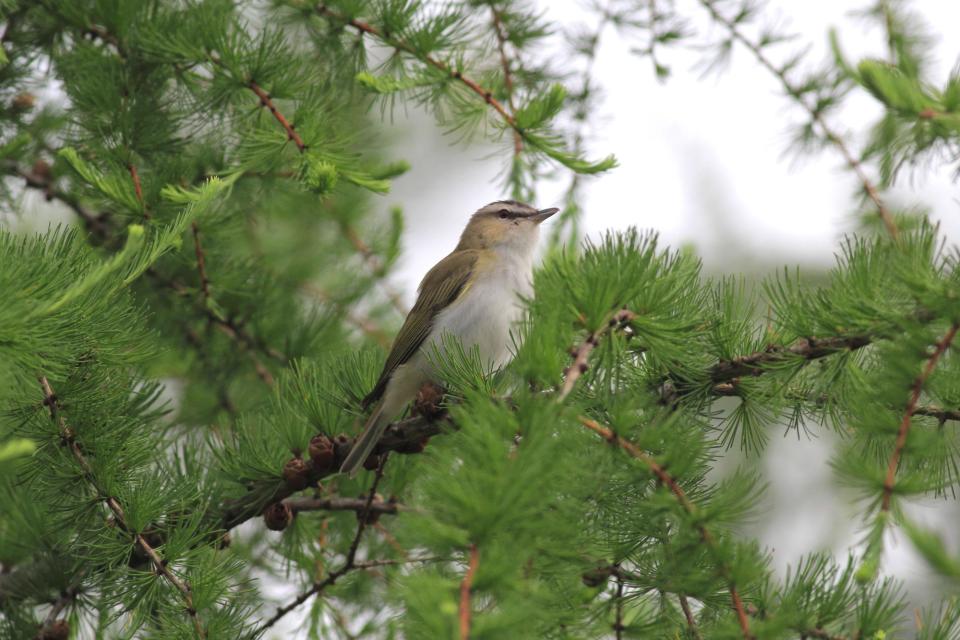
top-left (339, 200), bottom-right (559, 476)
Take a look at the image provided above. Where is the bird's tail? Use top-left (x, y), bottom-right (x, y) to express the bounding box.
top-left (339, 402), bottom-right (388, 477)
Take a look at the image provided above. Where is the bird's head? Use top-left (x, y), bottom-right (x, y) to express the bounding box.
top-left (455, 200), bottom-right (559, 254)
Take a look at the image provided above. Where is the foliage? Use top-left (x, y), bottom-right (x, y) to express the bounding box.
top-left (0, 1), bottom-right (959, 639)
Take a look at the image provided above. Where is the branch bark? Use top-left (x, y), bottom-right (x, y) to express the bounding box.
top-left (255, 456), bottom-right (389, 633)
top-left (578, 417), bottom-right (753, 639)
top-left (458, 543), bottom-right (480, 640)
top-left (39, 377), bottom-right (205, 638)
top-left (881, 323), bottom-right (959, 512)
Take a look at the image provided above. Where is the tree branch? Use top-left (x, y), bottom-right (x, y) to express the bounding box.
top-left (191, 222), bottom-right (212, 305)
top-left (709, 335), bottom-right (872, 384)
top-left (490, 7), bottom-right (522, 156)
top-left (613, 569), bottom-right (625, 640)
top-left (558, 309), bottom-right (636, 401)
top-left (284, 495), bottom-right (401, 517)
top-left (697, 0), bottom-right (900, 241)
top-left (881, 322), bottom-right (959, 512)
top-left (256, 455), bottom-right (389, 633)
top-left (217, 414), bottom-right (444, 531)
top-left (1, 159), bottom-right (110, 240)
top-left (679, 594), bottom-right (702, 640)
top-left (247, 80), bottom-right (308, 152)
top-left (458, 543), bottom-right (480, 640)
top-left (38, 377), bottom-right (205, 638)
top-left (578, 417), bottom-right (753, 639)
top-left (316, 4), bottom-right (518, 134)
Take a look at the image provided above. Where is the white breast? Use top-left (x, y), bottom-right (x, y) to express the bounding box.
top-left (425, 248), bottom-right (534, 370)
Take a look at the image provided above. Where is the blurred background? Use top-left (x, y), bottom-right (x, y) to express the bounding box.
top-left (5, 0), bottom-right (959, 629)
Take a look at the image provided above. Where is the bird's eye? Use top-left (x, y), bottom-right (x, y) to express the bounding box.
top-left (498, 209), bottom-right (510, 219)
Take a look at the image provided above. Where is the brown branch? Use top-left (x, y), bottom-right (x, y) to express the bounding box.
top-left (490, 7), bottom-right (522, 155)
top-left (458, 543), bottom-right (480, 640)
top-left (578, 417), bottom-right (753, 639)
top-left (912, 405), bottom-right (960, 423)
top-left (316, 4), bottom-right (517, 132)
top-left (697, 0), bottom-right (900, 241)
top-left (38, 377), bottom-right (205, 638)
top-left (284, 495), bottom-right (401, 517)
top-left (613, 569), bottom-right (625, 640)
top-left (709, 335), bottom-right (872, 384)
top-left (34, 583), bottom-right (81, 638)
top-left (211, 50), bottom-right (408, 317)
top-left (247, 80), bottom-right (307, 153)
top-left (191, 222), bottom-right (212, 305)
top-left (352, 555), bottom-right (443, 570)
top-left (127, 163), bottom-right (150, 221)
top-left (881, 323), bottom-right (959, 512)
top-left (679, 594), bottom-right (702, 640)
top-left (256, 456), bottom-right (389, 634)
top-left (558, 309), bottom-right (636, 401)
top-left (218, 414), bottom-right (444, 531)
top-left (2, 159), bottom-right (110, 239)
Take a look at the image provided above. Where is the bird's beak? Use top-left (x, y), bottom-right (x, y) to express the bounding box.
top-left (529, 207), bottom-right (559, 223)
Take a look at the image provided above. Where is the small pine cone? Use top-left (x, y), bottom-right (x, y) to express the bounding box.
top-left (308, 434), bottom-right (335, 472)
top-left (413, 382), bottom-right (445, 421)
top-left (396, 436), bottom-right (429, 455)
top-left (362, 452), bottom-right (381, 471)
top-left (282, 457), bottom-right (311, 490)
top-left (36, 620), bottom-right (69, 640)
top-left (581, 566), bottom-right (613, 588)
top-left (11, 92), bottom-right (35, 112)
top-left (263, 502), bottom-right (293, 531)
top-left (333, 433), bottom-right (352, 465)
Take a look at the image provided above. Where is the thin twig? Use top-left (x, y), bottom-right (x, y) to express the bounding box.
top-left (458, 543), bottom-right (480, 640)
top-left (913, 405), bottom-right (960, 423)
top-left (191, 222), bottom-right (212, 305)
top-left (697, 0), bottom-right (899, 241)
top-left (578, 417), bottom-right (753, 639)
top-left (558, 309), bottom-right (636, 401)
top-left (881, 323), bottom-right (959, 512)
top-left (613, 569), bottom-right (625, 640)
top-left (211, 48), bottom-right (408, 316)
top-left (352, 555), bottom-right (444, 570)
top-left (316, 4), bottom-right (517, 133)
top-left (39, 377), bottom-right (205, 638)
top-left (256, 456), bottom-right (389, 633)
top-left (217, 414), bottom-right (444, 531)
top-left (247, 80), bottom-right (308, 152)
top-left (127, 163), bottom-right (150, 221)
top-left (709, 335), bottom-right (872, 385)
top-left (679, 594), bottom-right (702, 640)
top-left (284, 495), bottom-right (402, 516)
top-left (2, 159), bottom-right (110, 239)
top-left (490, 7), bottom-right (522, 156)
top-left (37, 583), bottom-right (81, 637)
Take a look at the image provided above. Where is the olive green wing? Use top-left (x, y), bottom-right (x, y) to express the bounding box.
top-left (362, 250), bottom-right (479, 408)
